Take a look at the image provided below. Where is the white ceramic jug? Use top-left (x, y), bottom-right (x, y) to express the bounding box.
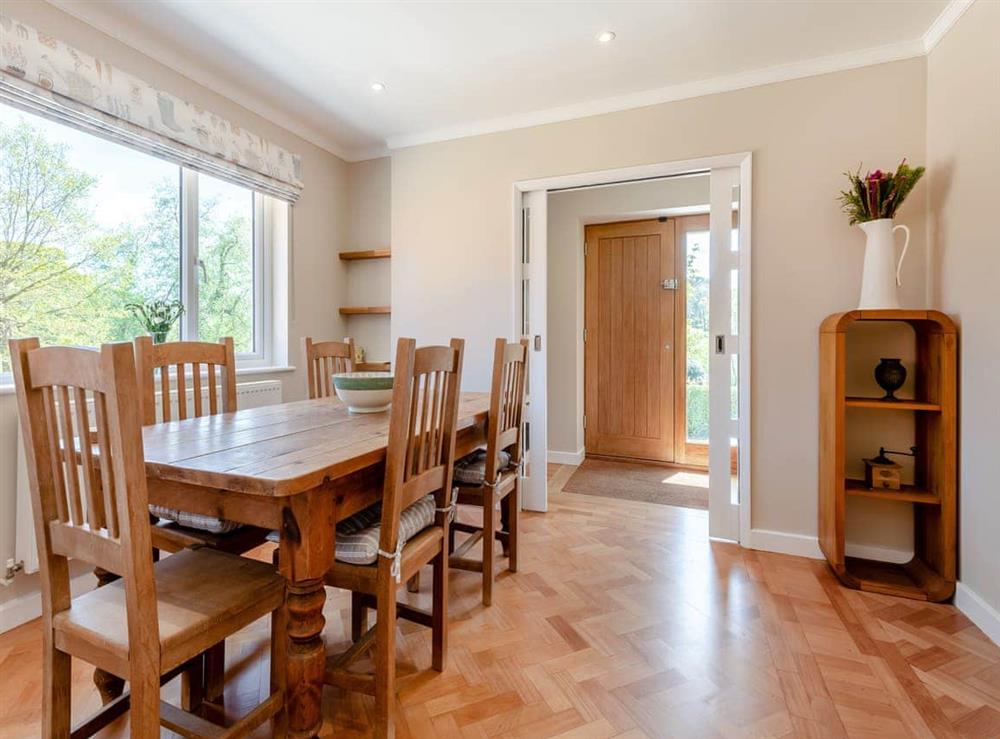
top-left (857, 218), bottom-right (909, 309)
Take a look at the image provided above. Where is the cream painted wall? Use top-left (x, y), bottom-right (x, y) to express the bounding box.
top-left (0, 1), bottom-right (350, 608)
top-left (927, 0), bottom-right (1000, 616)
top-left (546, 175), bottom-right (710, 457)
top-left (392, 58), bottom-right (929, 540)
top-left (345, 157), bottom-right (392, 363)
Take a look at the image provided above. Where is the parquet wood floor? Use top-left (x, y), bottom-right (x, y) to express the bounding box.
top-left (1, 464), bottom-right (998, 738)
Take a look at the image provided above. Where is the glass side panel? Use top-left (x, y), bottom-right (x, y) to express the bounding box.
top-left (686, 229), bottom-right (710, 442)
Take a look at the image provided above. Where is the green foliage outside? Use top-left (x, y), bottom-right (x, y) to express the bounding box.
top-left (686, 234), bottom-right (710, 441)
top-left (0, 118), bottom-right (253, 374)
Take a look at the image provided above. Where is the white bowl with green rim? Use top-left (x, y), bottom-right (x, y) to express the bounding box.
top-left (332, 372), bottom-right (393, 413)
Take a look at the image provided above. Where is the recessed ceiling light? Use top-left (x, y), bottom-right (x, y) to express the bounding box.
top-left (370, 81), bottom-right (386, 93)
top-left (596, 30), bottom-right (616, 44)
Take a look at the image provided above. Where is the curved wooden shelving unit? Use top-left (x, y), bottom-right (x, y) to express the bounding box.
top-left (819, 309), bottom-right (957, 602)
top-left (339, 306), bottom-right (390, 315)
top-left (845, 397), bottom-right (941, 411)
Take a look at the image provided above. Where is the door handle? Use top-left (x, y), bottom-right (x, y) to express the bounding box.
top-left (715, 335), bottom-right (726, 354)
top-left (661, 278), bottom-right (678, 290)
top-left (534, 335), bottom-right (542, 351)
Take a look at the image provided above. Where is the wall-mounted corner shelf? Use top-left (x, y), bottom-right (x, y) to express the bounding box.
top-left (339, 306), bottom-right (390, 316)
top-left (339, 249), bottom-right (391, 261)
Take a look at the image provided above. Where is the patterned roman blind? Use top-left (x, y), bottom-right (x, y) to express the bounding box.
top-left (0, 13), bottom-right (304, 202)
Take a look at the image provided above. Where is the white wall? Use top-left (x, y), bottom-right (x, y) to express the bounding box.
top-left (345, 157), bottom-right (392, 363)
top-left (391, 58), bottom-right (930, 543)
top-left (927, 0), bottom-right (1000, 633)
top-left (546, 175), bottom-right (710, 457)
top-left (0, 1), bottom-right (350, 612)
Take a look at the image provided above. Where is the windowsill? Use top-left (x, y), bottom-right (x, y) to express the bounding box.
top-left (236, 365), bottom-right (296, 376)
top-left (0, 365), bottom-right (296, 396)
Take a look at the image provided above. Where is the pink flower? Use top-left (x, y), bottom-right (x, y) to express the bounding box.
top-left (867, 170), bottom-right (884, 182)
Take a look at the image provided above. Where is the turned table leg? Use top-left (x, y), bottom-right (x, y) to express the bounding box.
top-left (285, 579), bottom-right (326, 738)
top-left (278, 491), bottom-right (335, 739)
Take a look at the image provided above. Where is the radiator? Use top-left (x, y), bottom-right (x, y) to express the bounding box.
top-left (10, 379), bottom-right (282, 579)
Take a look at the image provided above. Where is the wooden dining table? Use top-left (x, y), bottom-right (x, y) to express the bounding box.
top-left (141, 391), bottom-right (491, 738)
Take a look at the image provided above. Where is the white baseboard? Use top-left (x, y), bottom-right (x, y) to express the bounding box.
top-left (744, 528), bottom-right (913, 564)
top-left (548, 448), bottom-right (585, 466)
top-left (955, 582), bottom-right (1000, 646)
top-left (0, 571), bottom-right (96, 634)
top-left (845, 542), bottom-right (912, 563)
top-left (745, 529), bottom-right (824, 559)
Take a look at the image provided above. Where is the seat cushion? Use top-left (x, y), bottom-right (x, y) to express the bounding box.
top-left (53, 547), bottom-right (283, 675)
top-left (149, 505), bottom-right (243, 535)
top-left (335, 494), bottom-right (436, 566)
top-left (454, 449), bottom-right (512, 486)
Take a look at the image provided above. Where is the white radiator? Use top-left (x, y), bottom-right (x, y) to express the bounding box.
top-left (10, 379), bottom-right (282, 579)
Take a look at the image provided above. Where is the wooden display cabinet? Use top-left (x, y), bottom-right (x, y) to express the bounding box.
top-left (819, 310), bottom-right (957, 601)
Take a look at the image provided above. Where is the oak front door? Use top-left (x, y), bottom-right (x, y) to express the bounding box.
top-left (584, 219), bottom-right (677, 463)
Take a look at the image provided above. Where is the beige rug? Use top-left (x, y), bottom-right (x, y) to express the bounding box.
top-left (562, 458), bottom-right (709, 510)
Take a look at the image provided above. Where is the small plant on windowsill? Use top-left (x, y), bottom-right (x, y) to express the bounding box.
top-left (128, 298), bottom-right (184, 344)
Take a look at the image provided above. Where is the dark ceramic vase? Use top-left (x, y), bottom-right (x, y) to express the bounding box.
top-left (874, 358), bottom-right (906, 400)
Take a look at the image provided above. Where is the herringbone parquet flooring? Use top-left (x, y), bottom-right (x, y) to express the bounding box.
top-left (1, 464), bottom-right (998, 738)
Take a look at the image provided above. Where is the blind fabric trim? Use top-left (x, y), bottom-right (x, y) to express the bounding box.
top-left (0, 14), bottom-right (304, 203)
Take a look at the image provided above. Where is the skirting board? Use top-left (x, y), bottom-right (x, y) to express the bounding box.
top-left (548, 448), bottom-right (585, 465)
top-left (0, 571), bottom-right (96, 634)
top-left (745, 528), bottom-right (912, 564)
top-left (956, 582), bottom-right (1000, 646)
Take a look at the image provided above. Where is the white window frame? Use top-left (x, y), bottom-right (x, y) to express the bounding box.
top-left (0, 102), bottom-right (286, 388)
top-left (179, 168), bottom-right (271, 367)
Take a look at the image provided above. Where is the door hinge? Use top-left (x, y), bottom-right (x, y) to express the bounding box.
top-left (661, 278), bottom-right (678, 290)
top-left (583, 242), bottom-right (588, 256)
top-left (583, 414), bottom-right (587, 430)
top-left (583, 327), bottom-right (587, 342)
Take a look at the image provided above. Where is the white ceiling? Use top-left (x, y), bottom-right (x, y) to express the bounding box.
top-left (50, 0), bottom-right (956, 160)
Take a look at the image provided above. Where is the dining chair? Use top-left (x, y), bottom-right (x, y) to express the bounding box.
top-left (323, 337), bottom-right (465, 739)
top-left (107, 335), bottom-right (270, 706)
top-left (302, 336), bottom-right (355, 399)
top-left (9, 338), bottom-right (287, 738)
top-left (449, 337), bottom-right (528, 605)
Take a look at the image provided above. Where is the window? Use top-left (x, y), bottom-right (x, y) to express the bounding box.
top-left (0, 103), bottom-right (276, 379)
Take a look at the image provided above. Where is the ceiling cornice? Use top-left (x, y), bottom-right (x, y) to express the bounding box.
top-left (922, 0), bottom-right (975, 52)
top-left (45, 0), bottom-right (977, 162)
top-left (385, 37), bottom-right (926, 151)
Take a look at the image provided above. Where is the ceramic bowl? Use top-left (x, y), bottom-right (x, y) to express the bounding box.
top-left (332, 372), bottom-right (393, 413)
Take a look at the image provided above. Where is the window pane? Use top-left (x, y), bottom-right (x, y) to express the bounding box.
top-left (0, 104), bottom-right (180, 375)
top-left (685, 230), bottom-right (710, 442)
top-left (197, 174), bottom-right (255, 353)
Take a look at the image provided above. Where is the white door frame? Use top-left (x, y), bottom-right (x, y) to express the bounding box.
top-left (512, 152), bottom-right (753, 544)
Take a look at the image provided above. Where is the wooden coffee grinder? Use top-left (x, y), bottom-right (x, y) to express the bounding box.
top-left (863, 446), bottom-right (916, 491)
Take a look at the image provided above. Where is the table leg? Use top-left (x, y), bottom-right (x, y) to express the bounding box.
top-left (279, 491), bottom-right (335, 739)
top-left (285, 579), bottom-right (326, 738)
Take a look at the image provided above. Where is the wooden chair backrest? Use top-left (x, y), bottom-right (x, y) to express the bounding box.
top-left (9, 339), bottom-right (157, 644)
top-left (484, 337), bottom-right (529, 483)
top-left (134, 336), bottom-right (236, 425)
top-left (379, 337), bottom-right (465, 554)
top-left (302, 336), bottom-right (355, 399)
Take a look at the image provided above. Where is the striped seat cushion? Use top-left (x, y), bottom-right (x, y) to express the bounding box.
top-left (454, 448), bottom-right (512, 486)
top-left (335, 494), bottom-right (436, 566)
top-left (149, 505), bottom-right (243, 535)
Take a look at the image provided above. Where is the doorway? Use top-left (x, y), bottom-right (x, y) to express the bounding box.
top-left (583, 218), bottom-right (679, 464)
top-left (515, 155), bottom-right (752, 543)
